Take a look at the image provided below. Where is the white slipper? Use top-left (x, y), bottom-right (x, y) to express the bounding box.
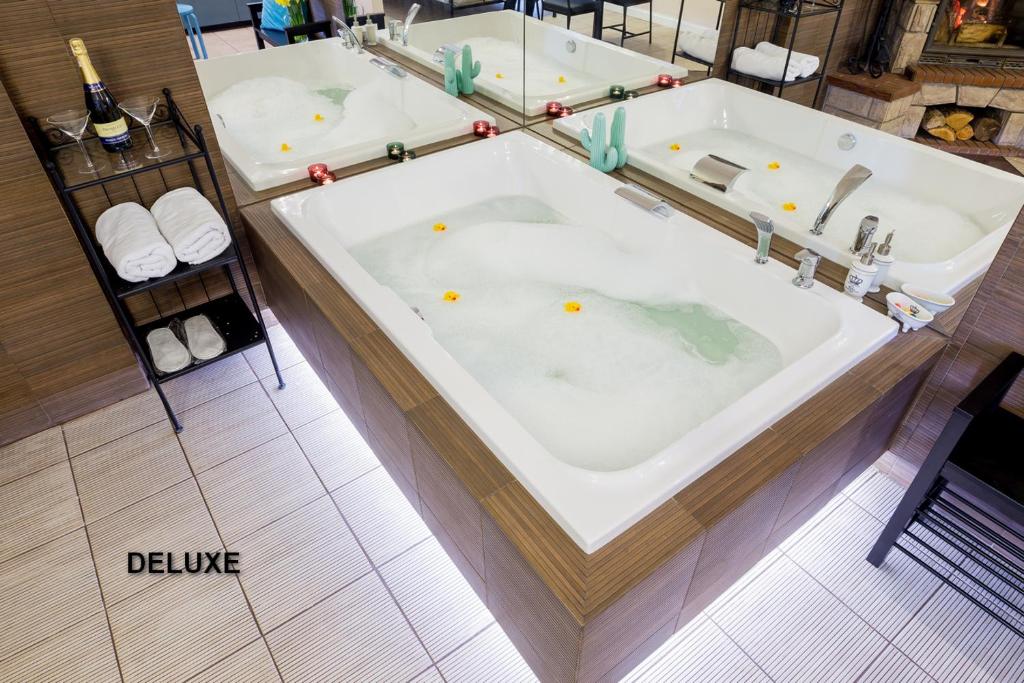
top-left (183, 314), bottom-right (226, 360)
top-left (147, 327), bottom-right (191, 374)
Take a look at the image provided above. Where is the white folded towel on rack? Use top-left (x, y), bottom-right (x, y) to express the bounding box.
top-left (94, 202), bottom-right (176, 283)
top-left (150, 187), bottom-right (232, 265)
top-left (677, 23), bottom-right (719, 64)
top-left (755, 41), bottom-right (819, 77)
top-left (731, 46), bottom-right (802, 83)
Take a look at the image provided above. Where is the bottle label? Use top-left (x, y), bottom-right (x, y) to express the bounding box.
top-left (93, 118), bottom-right (129, 144)
top-left (84, 82), bottom-right (105, 92)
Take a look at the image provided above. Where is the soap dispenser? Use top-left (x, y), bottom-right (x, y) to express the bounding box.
top-left (844, 242), bottom-right (877, 302)
top-left (868, 231), bottom-right (895, 293)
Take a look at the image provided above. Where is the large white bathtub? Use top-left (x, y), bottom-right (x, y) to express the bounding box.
top-left (272, 132), bottom-right (896, 551)
top-left (554, 79), bottom-right (1024, 296)
top-left (376, 10), bottom-right (685, 115)
top-left (196, 38), bottom-right (494, 190)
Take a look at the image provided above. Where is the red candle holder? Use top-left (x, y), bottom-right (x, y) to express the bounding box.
top-left (319, 171), bottom-right (337, 185)
top-left (546, 101), bottom-right (564, 116)
top-left (307, 163), bottom-right (329, 183)
top-left (486, 125), bottom-right (500, 138)
top-left (557, 106), bottom-right (574, 118)
top-left (472, 120), bottom-right (492, 137)
top-left (672, 77), bottom-right (685, 88)
top-left (656, 73), bottom-right (674, 87)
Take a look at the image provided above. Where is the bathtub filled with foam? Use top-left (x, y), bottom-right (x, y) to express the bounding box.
top-left (554, 79), bottom-right (1024, 296)
top-left (376, 10), bottom-right (685, 115)
top-left (272, 132), bottom-right (896, 551)
top-left (195, 38), bottom-right (494, 190)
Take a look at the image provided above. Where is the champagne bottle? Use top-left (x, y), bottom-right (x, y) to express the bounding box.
top-left (69, 38), bottom-right (132, 153)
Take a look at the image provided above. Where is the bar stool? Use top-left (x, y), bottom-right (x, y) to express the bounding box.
top-left (178, 4), bottom-right (208, 60)
top-left (603, 0), bottom-right (652, 46)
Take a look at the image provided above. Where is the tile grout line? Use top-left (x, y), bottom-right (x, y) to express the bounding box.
top-left (702, 604), bottom-right (779, 682)
top-left (256, 376), bottom-right (445, 673)
top-left (58, 425), bottom-right (129, 683)
top-left (170, 428), bottom-right (288, 683)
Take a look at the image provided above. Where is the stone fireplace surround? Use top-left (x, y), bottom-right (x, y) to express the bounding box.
top-left (821, 0), bottom-right (1024, 147)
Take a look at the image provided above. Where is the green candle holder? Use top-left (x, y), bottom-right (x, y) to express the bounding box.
top-left (609, 85), bottom-right (626, 99)
top-left (386, 142), bottom-right (405, 160)
top-left (624, 90), bottom-right (640, 100)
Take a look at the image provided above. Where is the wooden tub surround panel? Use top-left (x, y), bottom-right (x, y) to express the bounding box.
top-left (242, 202), bottom-right (945, 683)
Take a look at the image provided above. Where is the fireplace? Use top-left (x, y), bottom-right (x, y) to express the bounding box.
top-left (922, 0), bottom-right (1024, 65)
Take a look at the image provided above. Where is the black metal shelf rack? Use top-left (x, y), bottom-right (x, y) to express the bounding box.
top-left (725, 0), bottom-right (845, 101)
top-left (30, 88), bottom-right (284, 432)
top-left (671, 0), bottom-right (724, 73)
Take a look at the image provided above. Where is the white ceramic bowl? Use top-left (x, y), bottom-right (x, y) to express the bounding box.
top-left (900, 284), bottom-right (955, 316)
top-left (886, 292), bottom-right (934, 332)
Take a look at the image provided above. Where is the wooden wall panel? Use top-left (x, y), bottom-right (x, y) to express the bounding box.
top-left (0, 0), bottom-right (252, 445)
top-left (894, 212), bottom-right (1024, 465)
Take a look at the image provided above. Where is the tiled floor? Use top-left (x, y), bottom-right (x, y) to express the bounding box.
top-left (2, 321), bottom-right (1023, 682)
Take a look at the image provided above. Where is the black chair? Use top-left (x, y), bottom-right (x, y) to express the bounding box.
top-left (541, 0), bottom-right (596, 30)
top-left (602, 0), bottom-right (652, 45)
top-left (447, 0), bottom-right (509, 17)
top-left (868, 351), bottom-right (1024, 636)
top-left (247, 2), bottom-right (333, 49)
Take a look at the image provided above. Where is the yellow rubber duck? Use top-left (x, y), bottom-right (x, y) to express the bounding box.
top-left (669, 143), bottom-right (681, 151)
top-left (443, 290), bottom-right (461, 302)
top-left (767, 161), bottom-right (780, 170)
top-left (558, 75), bottom-right (567, 84)
top-left (495, 73), bottom-right (505, 79)
top-left (280, 143), bottom-right (292, 152)
top-left (564, 301), bottom-right (582, 313)
top-left (433, 222), bottom-right (447, 232)
top-left (313, 113), bottom-right (324, 122)
top-left (782, 202), bottom-right (797, 212)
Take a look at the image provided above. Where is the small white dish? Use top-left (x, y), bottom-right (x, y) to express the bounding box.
top-left (886, 292), bottom-right (934, 333)
top-left (900, 284), bottom-right (955, 316)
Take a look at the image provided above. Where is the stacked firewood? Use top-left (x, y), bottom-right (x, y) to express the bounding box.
top-left (922, 107), bottom-right (1002, 142)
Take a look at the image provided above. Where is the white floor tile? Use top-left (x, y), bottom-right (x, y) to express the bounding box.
top-left (777, 491), bottom-right (847, 552)
top-left (624, 614), bottom-right (769, 683)
top-left (292, 409), bottom-right (379, 491)
top-left (262, 363), bottom-right (338, 431)
top-left (857, 645), bottom-right (934, 683)
top-left (266, 573), bottom-right (430, 682)
top-left (244, 324), bottom-right (306, 380)
top-left (706, 549), bottom-right (783, 616)
top-left (712, 556), bottom-right (886, 682)
top-left (438, 623), bottom-right (537, 683)
top-left (332, 468), bottom-right (430, 566)
top-left (163, 354), bottom-right (256, 413)
top-left (895, 585), bottom-right (1024, 683)
top-left (380, 538), bottom-right (493, 660)
top-left (848, 470), bottom-right (907, 523)
top-left (787, 499), bottom-right (942, 638)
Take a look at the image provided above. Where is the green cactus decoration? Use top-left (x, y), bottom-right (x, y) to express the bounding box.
top-left (444, 50), bottom-right (460, 97)
top-left (457, 44), bottom-right (481, 95)
top-left (443, 45), bottom-right (482, 96)
top-left (609, 107), bottom-right (627, 169)
top-left (580, 113), bottom-right (619, 173)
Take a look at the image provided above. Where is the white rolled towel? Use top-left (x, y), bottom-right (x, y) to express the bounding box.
top-left (731, 46), bottom-right (801, 83)
top-left (755, 41), bottom-right (819, 77)
top-left (678, 24), bottom-right (718, 64)
top-left (150, 187), bottom-right (232, 265)
top-left (95, 202), bottom-right (176, 283)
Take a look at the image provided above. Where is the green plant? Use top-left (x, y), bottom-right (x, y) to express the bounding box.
top-left (609, 107), bottom-right (627, 169)
top-left (580, 113), bottom-right (619, 173)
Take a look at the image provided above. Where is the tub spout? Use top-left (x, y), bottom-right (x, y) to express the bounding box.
top-left (750, 211), bottom-right (774, 264)
top-left (810, 164), bottom-right (872, 235)
top-left (332, 16), bottom-right (364, 53)
top-left (851, 215), bottom-right (879, 254)
top-left (402, 3), bottom-right (421, 46)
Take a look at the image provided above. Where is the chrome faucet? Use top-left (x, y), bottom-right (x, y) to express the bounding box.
top-left (851, 215), bottom-right (879, 254)
top-left (810, 164), bottom-right (873, 235)
top-left (332, 16), bottom-right (363, 53)
top-left (749, 211), bottom-right (774, 264)
top-left (792, 248), bottom-right (821, 289)
top-left (402, 3), bottom-right (421, 46)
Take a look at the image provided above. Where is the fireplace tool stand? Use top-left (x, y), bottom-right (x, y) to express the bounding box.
top-left (847, 0), bottom-right (899, 76)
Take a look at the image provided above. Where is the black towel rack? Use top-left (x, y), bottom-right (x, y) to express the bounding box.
top-left (28, 88), bottom-right (285, 432)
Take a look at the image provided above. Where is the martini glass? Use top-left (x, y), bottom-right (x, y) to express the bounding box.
top-left (46, 109), bottom-right (107, 175)
top-left (119, 95), bottom-right (170, 159)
